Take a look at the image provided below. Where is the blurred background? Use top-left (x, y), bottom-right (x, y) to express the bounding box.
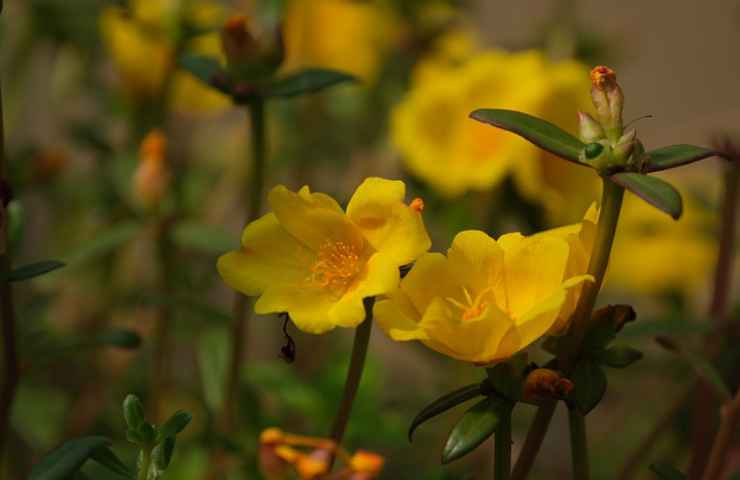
top-left (2, 0), bottom-right (740, 478)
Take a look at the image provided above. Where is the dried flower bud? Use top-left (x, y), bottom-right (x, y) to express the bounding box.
top-left (523, 368), bottom-right (574, 401)
top-left (590, 66), bottom-right (624, 137)
top-left (133, 130), bottom-right (170, 209)
top-left (220, 15), bottom-right (259, 67)
top-left (348, 450), bottom-right (385, 479)
top-left (295, 449), bottom-right (332, 480)
top-left (577, 111), bottom-right (605, 143)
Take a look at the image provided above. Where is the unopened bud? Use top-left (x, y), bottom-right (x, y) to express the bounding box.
top-left (591, 304), bottom-right (636, 332)
top-left (152, 436), bottom-right (176, 470)
top-left (296, 449), bottom-right (332, 480)
top-left (577, 111), bottom-right (605, 143)
top-left (134, 130), bottom-right (170, 209)
top-left (348, 450), bottom-right (385, 479)
top-left (590, 66), bottom-right (624, 137)
top-left (523, 368), bottom-right (574, 401)
top-left (220, 15), bottom-right (259, 67)
top-left (410, 197), bottom-right (424, 212)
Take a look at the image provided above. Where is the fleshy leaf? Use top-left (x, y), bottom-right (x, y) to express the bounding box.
top-left (266, 68), bottom-right (357, 98)
top-left (650, 463), bottom-right (687, 480)
top-left (441, 397), bottom-right (509, 464)
top-left (179, 54), bottom-right (228, 93)
top-left (644, 145), bottom-right (718, 173)
top-left (569, 360), bottom-right (607, 414)
top-left (7, 260), bottom-right (65, 282)
top-left (408, 383), bottom-right (482, 441)
top-left (89, 446), bottom-right (133, 478)
top-left (156, 411), bottom-right (192, 442)
top-left (469, 109), bottom-right (587, 164)
top-left (610, 172), bottom-right (683, 219)
top-left (29, 436), bottom-right (111, 480)
top-left (599, 346), bottom-right (643, 368)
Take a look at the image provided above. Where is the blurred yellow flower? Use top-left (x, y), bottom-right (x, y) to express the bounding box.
top-left (100, 0), bottom-right (230, 114)
top-left (218, 178), bottom-right (431, 334)
top-left (392, 44), bottom-right (599, 223)
top-left (608, 191), bottom-right (716, 295)
top-left (375, 213), bottom-right (594, 364)
top-left (282, 0), bottom-right (399, 82)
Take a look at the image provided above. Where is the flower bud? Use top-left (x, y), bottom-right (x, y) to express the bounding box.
top-left (523, 368), bottom-right (574, 402)
top-left (590, 66), bottom-right (624, 137)
top-left (220, 15), bottom-right (259, 68)
top-left (577, 111), bottom-right (605, 143)
top-left (152, 436), bottom-right (176, 471)
top-left (348, 450), bottom-right (385, 479)
top-left (133, 130), bottom-right (171, 209)
top-left (295, 448), bottom-right (332, 480)
top-left (258, 429), bottom-right (291, 480)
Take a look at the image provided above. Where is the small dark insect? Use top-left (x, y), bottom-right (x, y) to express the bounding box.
top-left (279, 313), bottom-right (296, 363)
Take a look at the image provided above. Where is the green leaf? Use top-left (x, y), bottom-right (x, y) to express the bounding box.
top-left (123, 395), bottom-right (145, 431)
top-left (6, 260), bottom-right (65, 282)
top-left (172, 221), bottom-right (238, 255)
top-left (610, 172), bottom-right (683, 219)
top-left (645, 145), bottom-right (717, 173)
top-left (469, 109), bottom-right (587, 164)
top-left (599, 346), bottom-right (643, 368)
top-left (179, 54), bottom-right (227, 92)
top-left (442, 397), bottom-right (510, 464)
top-left (266, 68), bottom-right (357, 98)
top-left (29, 436), bottom-right (110, 480)
top-left (89, 446), bottom-right (133, 478)
top-left (152, 437), bottom-right (176, 471)
top-left (569, 361), bottom-right (607, 414)
top-left (408, 383), bottom-right (482, 441)
top-left (156, 411), bottom-right (192, 442)
top-left (93, 329), bottom-right (141, 349)
top-left (650, 463), bottom-right (687, 480)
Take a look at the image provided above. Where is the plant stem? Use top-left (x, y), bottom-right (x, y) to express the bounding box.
top-left (330, 299), bottom-right (374, 446)
top-left (569, 410), bottom-right (590, 480)
top-left (701, 389), bottom-right (740, 480)
top-left (0, 31), bottom-right (19, 473)
top-left (138, 448), bottom-right (152, 480)
top-left (495, 406), bottom-right (513, 480)
top-left (221, 99), bottom-right (267, 431)
top-left (511, 402), bottom-right (556, 480)
top-left (689, 159), bottom-right (740, 480)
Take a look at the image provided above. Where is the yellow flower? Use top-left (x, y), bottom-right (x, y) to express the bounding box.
top-left (375, 212), bottom-right (595, 364)
top-left (282, 0), bottom-right (399, 82)
top-left (217, 178), bottom-right (431, 334)
top-left (100, 0), bottom-right (230, 114)
top-left (608, 191), bottom-right (716, 295)
top-left (392, 45), bottom-right (598, 223)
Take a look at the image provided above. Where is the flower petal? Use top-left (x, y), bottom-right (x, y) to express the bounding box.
top-left (217, 213), bottom-right (313, 296)
top-left (255, 286), bottom-right (338, 334)
top-left (346, 177), bottom-right (431, 265)
top-left (374, 292), bottom-right (428, 341)
top-left (447, 230), bottom-right (504, 291)
top-left (398, 253), bottom-right (458, 316)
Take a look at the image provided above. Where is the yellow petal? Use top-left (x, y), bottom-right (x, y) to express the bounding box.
top-left (329, 252), bottom-right (400, 328)
top-left (498, 234), bottom-right (570, 319)
top-left (374, 293), bottom-right (428, 341)
top-left (217, 213), bottom-right (312, 296)
top-left (447, 230), bottom-right (504, 291)
top-left (255, 286), bottom-right (338, 334)
top-left (346, 177), bottom-right (431, 265)
top-left (269, 185), bottom-right (364, 252)
top-left (398, 253), bottom-right (458, 316)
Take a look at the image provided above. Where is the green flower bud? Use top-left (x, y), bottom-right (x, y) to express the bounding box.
top-left (584, 142), bottom-right (605, 159)
top-left (123, 394), bottom-right (145, 430)
top-left (153, 437), bottom-right (176, 471)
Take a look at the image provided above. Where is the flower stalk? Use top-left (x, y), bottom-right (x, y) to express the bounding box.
top-left (221, 98), bottom-right (267, 431)
top-left (510, 402), bottom-right (556, 480)
top-left (569, 410), bottom-right (590, 480)
top-left (330, 299), bottom-right (374, 447)
top-left (701, 389), bottom-right (740, 480)
top-left (0, 21), bottom-right (20, 469)
top-left (494, 405), bottom-right (513, 480)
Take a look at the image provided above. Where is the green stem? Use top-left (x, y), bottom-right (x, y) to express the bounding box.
top-left (494, 405), bottom-right (513, 480)
top-left (0, 26), bottom-right (19, 475)
top-left (511, 402), bottom-right (556, 480)
top-left (330, 299), bottom-right (374, 446)
top-left (221, 99), bottom-right (267, 431)
top-left (569, 410), bottom-right (589, 480)
top-left (138, 448), bottom-right (152, 480)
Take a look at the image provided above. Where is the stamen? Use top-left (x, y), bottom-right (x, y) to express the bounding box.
top-left (310, 241), bottom-right (363, 292)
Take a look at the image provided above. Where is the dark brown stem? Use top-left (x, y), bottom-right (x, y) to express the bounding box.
top-left (0, 41), bottom-right (19, 468)
top-left (511, 402), bottom-right (556, 480)
top-left (689, 159), bottom-right (740, 479)
top-left (701, 390), bottom-right (740, 480)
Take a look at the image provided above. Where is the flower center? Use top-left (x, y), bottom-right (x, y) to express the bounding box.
top-left (311, 241), bottom-right (363, 292)
top-left (447, 286), bottom-right (490, 322)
